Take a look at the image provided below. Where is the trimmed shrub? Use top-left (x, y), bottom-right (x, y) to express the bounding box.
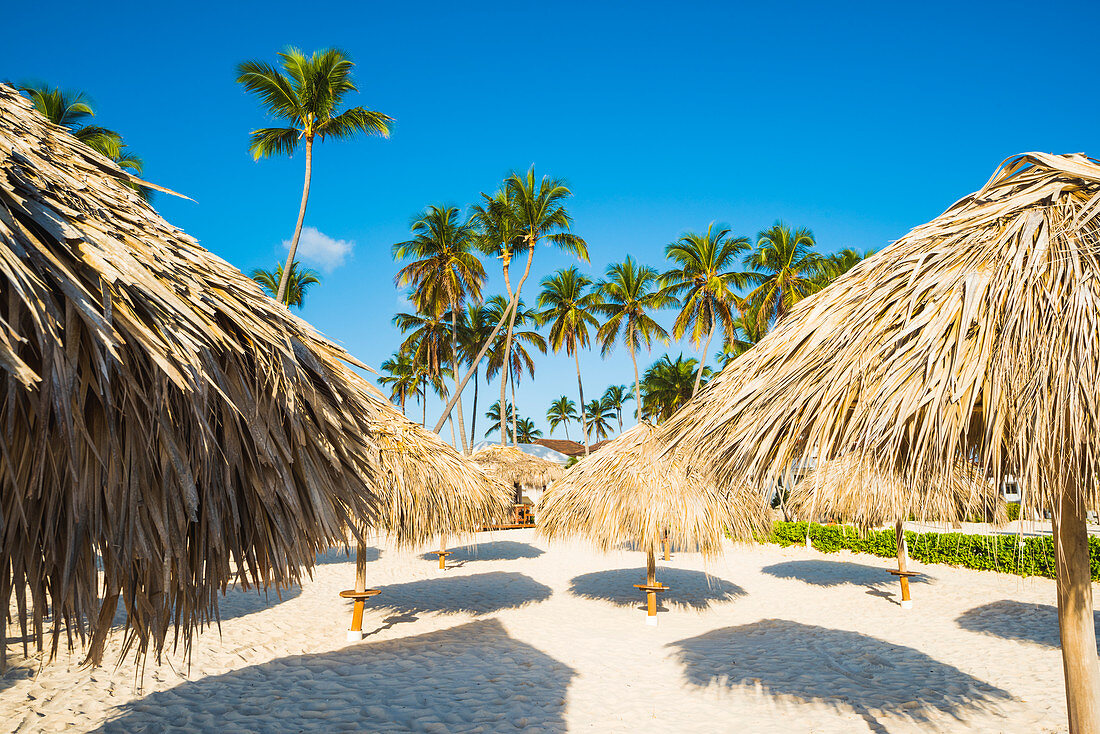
top-left (760, 521), bottom-right (1100, 580)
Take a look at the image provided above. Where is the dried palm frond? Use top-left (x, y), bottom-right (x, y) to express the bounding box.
top-left (357, 384), bottom-right (512, 546)
top-left (787, 455), bottom-right (1007, 528)
top-left (538, 423), bottom-right (767, 555)
top-left (0, 83), bottom-right (394, 667)
top-left (470, 445), bottom-right (564, 489)
top-left (662, 152), bottom-right (1100, 518)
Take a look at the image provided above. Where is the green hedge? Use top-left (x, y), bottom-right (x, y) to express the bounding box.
top-left (762, 522), bottom-right (1100, 581)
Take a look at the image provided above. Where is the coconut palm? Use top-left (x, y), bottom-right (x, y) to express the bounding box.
top-left (600, 385), bottom-right (633, 432)
top-left (641, 354), bottom-right (709, 422)
top-left (743, 221), bottom-right (829, 329)
top-left (477, 168), bottom-right (589, 443)
top-left (458, 302), bottom-right (496, 447)
top-left (15, 83), bottom-right (149, 199)
top-left (394, 205), bottom-right (485, 453)
top-left (236, 47), bottom-right (392, 305)
top-left (484, 400), bottom-right (516, 441)
top-left (584, 398), bottom-right (616, 441)
top-left (597, 256), bottom-right (677, 418)
top-left (825, 247), bottom-right (873, 278)
top-left (393, 309), bottom-right (453, 427)
top-left (250, 260), bottom-right (321, 308)
top-left (661, 223), bottom-right (751, 397)
top-left (546, 396), bottom-right (579, 440)
top-left (485, 296), bottom-right (546, 445)
top-left (516, 417), bottom-right (543, 443)
top-left (537, 267), bottom-right (602, 455)
top-left (378, 350), bottom-right (420, 415)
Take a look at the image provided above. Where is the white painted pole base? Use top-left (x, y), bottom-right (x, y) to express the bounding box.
top-left (646, 616), bottom-right (659, 627)
top-left (346, 630), bottom-right (365, 641)
top-left (900, 600), bottom-right (913, 610)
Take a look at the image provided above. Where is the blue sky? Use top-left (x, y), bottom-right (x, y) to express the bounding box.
top-left (4, 1), bottom-right (1098, 445)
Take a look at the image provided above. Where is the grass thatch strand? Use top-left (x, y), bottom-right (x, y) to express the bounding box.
top-left (786, 455), bottom-right (1007, 528)
top-left (0, 83), bottom-right (402, 667)
top-left (470, 445), bottom-right (564, 490)
top-left (537, 423), bottom-right (767, 555)
top-left (661, 152), bottom-right (1100, 518)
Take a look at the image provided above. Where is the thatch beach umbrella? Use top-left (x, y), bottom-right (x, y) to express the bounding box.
top-left (0, 83), bottom-right (377, 666)
top-left (788, 455), bottom-right (1007, 607)
top-left (661, 153), bottom-right (1100, 731)
top-left (340, 387), bottom-right (512, 637)
top-left (538, 422), bottom-right (765, 625)
top-left (471, 445), bottom-right (564, 530)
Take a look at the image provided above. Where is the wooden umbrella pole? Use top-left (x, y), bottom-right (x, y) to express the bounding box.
top-left (1053, 488), bottom-right (1100, 733)
top-left (895, 520), bottom-right (912, 608)
top-left (351, 536), bottom-right (367, 633)
top-left (437, 534), bottom-right (449, 571)
top-left (646, 548), bottom-right (658, 618)
top-left (662, 528), bottom-right (671, 561)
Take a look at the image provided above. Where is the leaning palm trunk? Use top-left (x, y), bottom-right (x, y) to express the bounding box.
top-left (433, 300), bottom-right (514, 434)
top-left (692, 326), bottom-right (714, 398)
top-left (630, 331), bottom-right (642, 426)
top-left (499, 247), bottom-right (535, 444)
top-left (575, 349), bottom-right (590, 455)
top-left (661, 153), bottom-right (1100, 733)
top-left (449, 300), bottom-right (469, 454)
top-left (275, 136), bottom-right (312, 305)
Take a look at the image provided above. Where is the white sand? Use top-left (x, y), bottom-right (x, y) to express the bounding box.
top-left (1, 530), bottom-right (1076, 732)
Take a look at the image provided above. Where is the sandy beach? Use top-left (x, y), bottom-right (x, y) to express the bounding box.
top-left (1, 529), bottom-right (1074, 732)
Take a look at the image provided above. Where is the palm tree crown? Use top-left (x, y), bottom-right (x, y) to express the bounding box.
top-left (250, 260), bottom-right (321, 309)
top-left (546, 396), bottom-right (578, 440)
top-left (743, 221), bottom-right (828, 328)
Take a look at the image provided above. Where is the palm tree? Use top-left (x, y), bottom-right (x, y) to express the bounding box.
top-left (820, 247), bottom-right (873, 283)
top-left (584, 398), bottom-right (616, 442)
top-left (485, 296), bottom-right (546, 445)
top-left (537, 267), bottom-right (602, 455)
top-left (641, 354), bottom-right (709, 422)
top-left (482, 168), bottom-right (589, 444)
top-left (393, 205), bottom-right (485, 453)
top-left (378, 350), bottom-right (419, 415)
top-left (237, 47), bottom-right (392, 305)
top-left (515, 417), bottom-right (543, 443)
top-left (458, 301), bottom-right (496, 447)
top-left (597, 256), bottom-right (677, 418)
top-left (393, 309), bottom-right (452, 427)
top-left (743, 221), bottom-right (829, 329)
top-left (600, 385), bottom-right (633, 432)
top-left (15, 83), bottom-right (149, 199)
top-left (661, 223), bottom-right (751, 397)
top-left (250, 260), bottom-right (321, 308)
top-left (546, 396), bottom-right (579, 440)
top-left (484, 400), bottom-right (516, 441)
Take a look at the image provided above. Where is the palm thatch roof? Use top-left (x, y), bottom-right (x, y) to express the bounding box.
top-left (470, 445), bottom-right (564, 489)
top-left (787, 455), bottom-right (1007, 528)
top-left (537, 423), bottom-right (766, 555)
top-left (662, 152), bottom-right (1100, 517)
top-left (357, 384), bottom-right (512, 545)
top-left (0, 83), bottom-right (475, 666)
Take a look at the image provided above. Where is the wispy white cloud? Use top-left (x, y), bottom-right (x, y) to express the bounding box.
top-left (283, 226), bottom-right (353, 272)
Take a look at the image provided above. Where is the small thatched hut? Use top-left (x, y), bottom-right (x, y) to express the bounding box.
top-left (0, 83), bottom-right (482, 666)
top-left (471, 445), bottom-right (564, 525)
top-left (661, 153), bottom-right (1100, 731)
top-left (538, 422), bottom-right (765, 623)
top-left (788, 455), bottom-right (1007, 607)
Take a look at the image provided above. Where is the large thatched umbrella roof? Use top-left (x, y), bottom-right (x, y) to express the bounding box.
top-left (470, 445), bottom-right (564, 490)
top-left (357, 385), bottom-right (512, 546)
top-left (659, 153), bottom-right (1100, 730)
top-left (0, 83), bottom-right (461, 665)
top-left (787, 455), bottom-right (1007, 528)
top-left (538, 423), bottom-right (765, 555)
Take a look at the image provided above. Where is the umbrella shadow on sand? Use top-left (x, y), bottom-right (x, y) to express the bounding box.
top-left (670, 619), bottom-right (1014, 734)
top-left (569, 568), bottom-right (744, 611)
top-left (762, 560), bottom-right (930, 606)
top-left (420, 541), bottom-right (544, 566)
top-left (364, 571), bottom-right (552, 618)
top-left (107, 584), bottom-right (303, 630)
top-left (957, 599), bottom-right (1100, 651)
top-left (92, 619), bottom-right (575, 733)
top-left (316, 545), bottom-right (382, 565)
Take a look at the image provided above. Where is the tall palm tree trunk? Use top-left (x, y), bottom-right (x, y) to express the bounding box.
top-left (433, 302), bottom-right (514, 434)
top-left (574, 349), bottom-right (590, 456)
top-left (510, 376), bottom-right (519, 445)
top-left (631, 340), bottom-right (642, 425)
top-left (469, 366), bottom-right (479, 447)
top-left (422, 377), bottom-right (427, 427)
top-left (275, 137), bottom-right (312, 305)
top-left (692, 327), bottom-right (715, 397)
top-left (498, 246), bottom-right (536, 444)
top-left (450, 301), bottom-right (469, 454)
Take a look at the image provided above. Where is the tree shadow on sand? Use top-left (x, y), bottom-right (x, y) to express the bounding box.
top-left (670, 619), bottom-right (1013, 733)
top-left (569, 568), bottom-right (744, 611)
top-left (364, 571), bottom-right (552, 617)
top-left (762, 560), bottom-right (931, 588)
top-left (421, 541), bottom-right (544, 565)
top-left (315, 545), bottom-right (382, 565)
top-left (93, 619), bottom-right (575, 733)
top-left (957, 599), bottom-right (1100, 651)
